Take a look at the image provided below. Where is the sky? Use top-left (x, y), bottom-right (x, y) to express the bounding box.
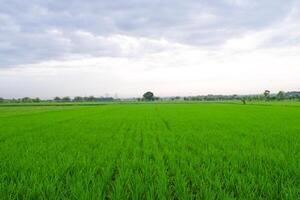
top-left (1, 0), bottom-right (300, 98)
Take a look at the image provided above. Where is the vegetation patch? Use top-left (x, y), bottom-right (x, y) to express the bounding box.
top-left (0, 103), bottom-right (299, 199)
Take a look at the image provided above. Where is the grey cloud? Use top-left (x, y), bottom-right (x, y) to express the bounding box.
top-left (0, 0), bottom-right (298, 67)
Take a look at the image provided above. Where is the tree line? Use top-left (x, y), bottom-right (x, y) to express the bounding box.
top-left (180, 90), bottom-right (300, 102)
top-left (0, 90), bottom-right (299, 103)
top-left (0, 96), bottom-right (114, 103)
top-left (54, 96), bottom-right (114, 102)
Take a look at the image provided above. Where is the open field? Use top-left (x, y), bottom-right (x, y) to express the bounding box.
top-left (0, 103), bottom-right (299, 199)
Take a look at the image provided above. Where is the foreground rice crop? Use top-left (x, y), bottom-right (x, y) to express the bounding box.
top-left (0, 103), bottom-right (299, 199)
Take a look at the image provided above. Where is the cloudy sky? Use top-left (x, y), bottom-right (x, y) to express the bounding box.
top-left (1, 0), bottom-right (300, 98)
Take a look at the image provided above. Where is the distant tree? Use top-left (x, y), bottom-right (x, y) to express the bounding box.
top-left (32, 98), bottom-right (41, 102)
top-left (241, 97), bottom-right (246, 105)
top-left (263, 90), bottom-right (270, 101)
top-left (143, 91), bottom-right (154, 101)
top-left (87, 96), bottom-right (96, 101)
top-left (54, 97), bottom-right (61, 101)
top-left (74, 96), bottom-right (83, 102)
top-left (22, 97), bottom-right (32, 103)
top-left (102, 97), bottom-right (114, 102)
top-left (0, 97), bottom-right (4, 103)
top-left (276, 91), bottom-right (285, 100)
top-left (154, 97), bottom-right (160, 101)
top-left (62, 96), bottom-right (71, 102)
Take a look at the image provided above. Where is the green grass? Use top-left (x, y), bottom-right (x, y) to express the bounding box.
top-left (0, 103), bottom-right (299, 199)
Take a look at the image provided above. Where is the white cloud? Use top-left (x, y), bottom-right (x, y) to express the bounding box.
top-left (1, 29), bottom-right (300, 98)
top-left (0, 0), bottom-right (300, 97)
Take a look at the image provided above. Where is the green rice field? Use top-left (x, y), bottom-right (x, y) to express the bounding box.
top-left (0, 103), bottom-right (299, 199)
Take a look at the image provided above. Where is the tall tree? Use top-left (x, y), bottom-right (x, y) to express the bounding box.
top-left (143, 91), bottom-right (154, 101)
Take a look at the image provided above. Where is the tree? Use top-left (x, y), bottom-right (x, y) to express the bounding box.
top-left (263, 90), bottom-right (270, 101)
top-left (87, 96), bottom-right (95, 101)
top-left (54, 97), bottom-right (61, 101)
top-left (22, 97), bottom-right (32, 103)
top-left (143, 91), bottom-right (154, 101)
top-left (62, 96), bottom-right (71, 102)
top-left (74, 96), bottom-right (83, 102)
top-left (277, 91), bottom-right (285, 100)
top-left (32, 98), bottom-right (41, 102)
top-left (241, 97), bottom-right (246, 105)
top-left (0, 97), bottom-right (4, 103)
